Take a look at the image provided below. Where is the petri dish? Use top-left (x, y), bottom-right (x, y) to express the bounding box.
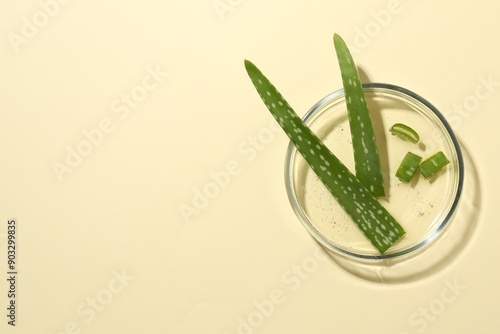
top-left (285, 83), bottom-right (464, 261)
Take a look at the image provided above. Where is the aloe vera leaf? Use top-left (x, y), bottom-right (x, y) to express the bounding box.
top-left (333, 34), bottom-right (386, 197)
top-left (244, 59), bottom-right (405, 253)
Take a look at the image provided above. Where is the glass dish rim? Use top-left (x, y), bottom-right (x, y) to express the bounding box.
top-left (284, 82), bottom-right (465, 260)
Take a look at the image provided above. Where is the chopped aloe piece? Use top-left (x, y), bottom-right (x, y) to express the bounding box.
top-left (244, 59), bottom-right (405, 253)
top-left (419, 151), bottom-right (450, 178)
top-left (395, 152), bottom-right (422, 182)
top-left (333, 34), bottom-right (385, 198)
top-left (390, 123), bottom-right (420, 144)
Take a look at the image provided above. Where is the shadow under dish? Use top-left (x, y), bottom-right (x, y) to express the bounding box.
top-left (284, 83), bottom-right (474, 282)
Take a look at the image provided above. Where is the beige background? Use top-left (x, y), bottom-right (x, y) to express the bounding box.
top-left (0, 0), bottom-right (497, 333)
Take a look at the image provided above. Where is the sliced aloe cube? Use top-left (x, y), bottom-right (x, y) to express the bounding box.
top-left (420, 151), bottom-right (450, 178)
top-left (390, 123), bottom-right (420, 144)
top-left (396, 152), bottom-right (422, 182)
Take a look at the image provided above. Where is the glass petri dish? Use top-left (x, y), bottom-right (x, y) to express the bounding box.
top-left (285, 83), bottom-right (464, 261)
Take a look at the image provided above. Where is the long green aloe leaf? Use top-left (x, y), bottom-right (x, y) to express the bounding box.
top-left (244, 59), bottom-right (405, 253)
top-left (333, 34), bottom-right (385, 197)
